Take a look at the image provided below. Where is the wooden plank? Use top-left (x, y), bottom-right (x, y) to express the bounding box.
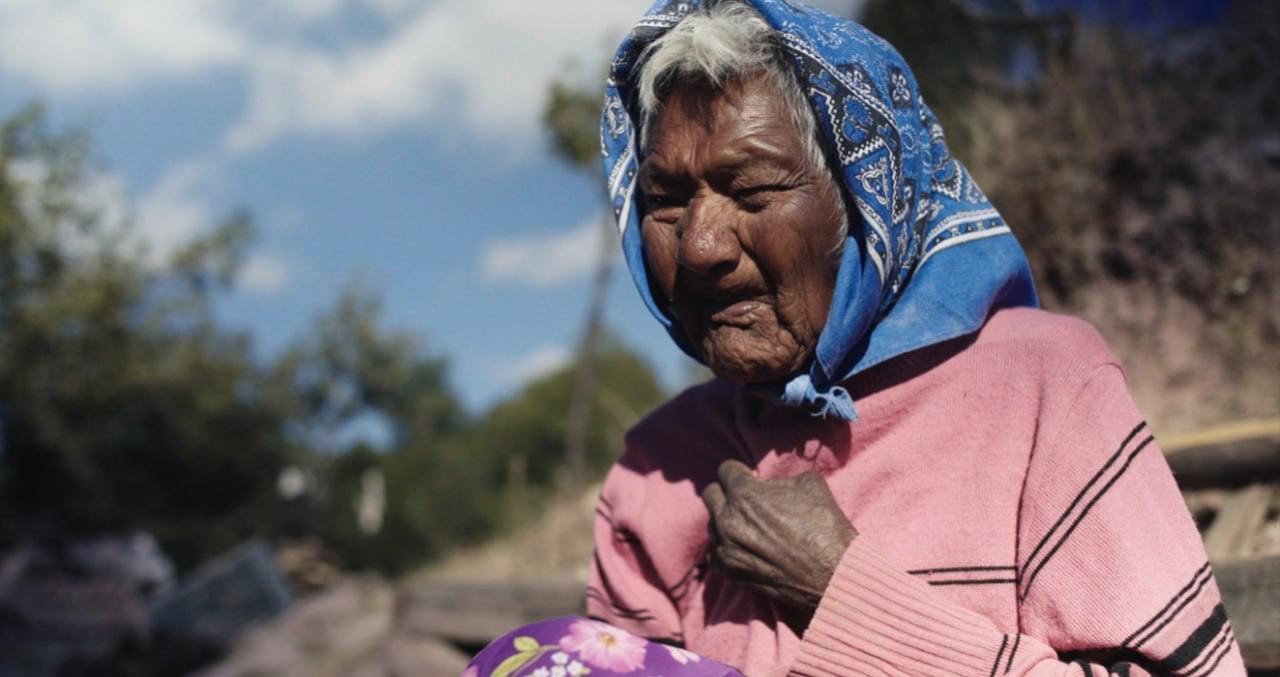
top-left (1216, 556), bottom-right (1280, 670)
top-left (399, 577), bottom-right (584, 647)
top-left (1162, 419), bottom-right (1280, 452)
top-left (1163, 422), bottom-right (1280, 490)
top-left (1203, 485), bottom-right (1274, 561)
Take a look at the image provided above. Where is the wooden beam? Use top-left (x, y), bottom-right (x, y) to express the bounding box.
top-left (1216, 556), bottom-right (1280, 670)
top-left (1163, 420), bottom-right (1280, 490)
top-left (399, 577), bottom-right (585, 648)
top-left (1203, 485), bottom-right (1275, 561)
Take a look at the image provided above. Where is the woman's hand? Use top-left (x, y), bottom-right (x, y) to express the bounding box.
top-left (700, 460), bottom-right (857, 621)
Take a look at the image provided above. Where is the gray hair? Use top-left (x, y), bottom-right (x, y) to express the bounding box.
top-left (634, 1), bottom-right (846, 240)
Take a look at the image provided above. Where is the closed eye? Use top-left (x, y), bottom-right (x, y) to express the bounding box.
top-left (734, 183), bottom-right (793, 197)
top-left (644, 192), bottom-right (687, 211)
top-left (733, 184), bottom-right (794, 209)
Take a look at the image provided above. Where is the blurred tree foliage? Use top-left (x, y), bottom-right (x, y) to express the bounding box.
top-left (0, 103), bottom-right (668, 575)
top-left (861, 0), bottom-right (1071, 158)
top-left (279, 323), bottom-right (663, 574)
top-left (545, 79), bottom-right (604, 169)
top-left (0, 104), bottom-right (289, 569)
top-left (864, 1), bottom-right (1279, 427)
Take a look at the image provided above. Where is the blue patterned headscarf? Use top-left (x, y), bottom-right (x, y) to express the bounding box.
top-left (602, 0), bottom-right (1038, 420)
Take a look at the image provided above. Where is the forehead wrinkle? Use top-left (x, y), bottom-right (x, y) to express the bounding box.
top-left (715, 135), bottom-right (799, 172)
top-left (644, 105), bottom-right (801, 183)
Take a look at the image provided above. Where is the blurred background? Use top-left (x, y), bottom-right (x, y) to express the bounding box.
top-left (0, 0), bottom-right (1276, 675)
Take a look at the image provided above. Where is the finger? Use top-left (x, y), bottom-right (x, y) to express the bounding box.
top-left (717, 548), bottom-right (775, 587)
top-left (701, 481), bottom-right (726, 522)
top-left (796, 469), bottom-right (833, 492)
top-left (717, 459), bottom-right (755, 492)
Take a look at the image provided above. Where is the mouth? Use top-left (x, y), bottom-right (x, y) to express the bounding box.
top-left (704, 296), bottom-right (767, 327)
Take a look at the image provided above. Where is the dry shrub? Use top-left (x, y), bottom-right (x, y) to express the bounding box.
top-left (960, 5), bottom-right (1280, 432)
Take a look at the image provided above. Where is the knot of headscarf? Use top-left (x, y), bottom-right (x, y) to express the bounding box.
top-left (777, 374), bottom-right (857, 420)
top-left (602, 0), bottom-right (1038, 421)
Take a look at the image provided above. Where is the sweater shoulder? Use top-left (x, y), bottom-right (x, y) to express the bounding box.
top-left (975, 307), bottom-right (1120, 372)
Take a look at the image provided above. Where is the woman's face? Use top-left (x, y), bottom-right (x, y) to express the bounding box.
top-left (639, 73), bottom-right (845, 383)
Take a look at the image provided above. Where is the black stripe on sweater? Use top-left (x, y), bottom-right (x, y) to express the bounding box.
top-left (909, 564), bottom-right (1018, 586)
top-left (1162, 604), bottom-right (1229, 673)
top-left (1182, 624), bottom-right (1232, 677)
top-left (1004, 632), bottom-right (1021, 673)
top-left (1123, 561), bottom-right (1213, 649)
top-left (1020, 422), bottom-right (1146, 579)
top-left (929, 578), bottom-right (1017, 586)
top-left (990, 635), bottom-right (1009, 677)
top-left (1064, 606), bottom-right (1232, 675)
top-left (908, 565), bottom-right (1018, 575)
top-left (1188, 629), bottom-right (1235, 677)
top-left (1020, 432), bottom-right (1155, 599)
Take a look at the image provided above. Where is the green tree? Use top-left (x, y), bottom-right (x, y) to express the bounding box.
top-left (0, 105), bottom-right (289, 569)
top-left (467, 338), bottom-right (665, 495)
top-left (267, 283), bottom-right (462, 452)
top-left (313, 334), bottom-right (664, 574)
top-left (266, 285), bottom-right (472, 573)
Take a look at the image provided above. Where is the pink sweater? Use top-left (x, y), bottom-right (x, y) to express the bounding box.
top-left (586, 308), bottom-right (1245, 676)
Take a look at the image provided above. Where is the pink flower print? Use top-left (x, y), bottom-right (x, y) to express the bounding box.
top-left (559, 619), bottom-right (647, 673)
top-left (665, 645), bottom-right (701, 665)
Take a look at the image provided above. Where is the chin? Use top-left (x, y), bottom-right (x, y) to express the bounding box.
top-left (702, 346), bottom-right (804, 384)
top-left (687, 323), bottom-right (815, 384)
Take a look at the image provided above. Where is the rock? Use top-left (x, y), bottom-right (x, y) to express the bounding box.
top-left (195, 576), bottom-right (471, 677)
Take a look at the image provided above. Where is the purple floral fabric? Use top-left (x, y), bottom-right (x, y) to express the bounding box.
top-left (463, 616), bottom-right (742, 677)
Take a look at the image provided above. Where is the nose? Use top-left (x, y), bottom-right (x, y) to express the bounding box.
top-left (677, 193), bottom-right (740, 279)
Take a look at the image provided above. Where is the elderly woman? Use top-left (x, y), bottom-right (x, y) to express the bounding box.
top-left (466, 1), bottom-right (1246, 676)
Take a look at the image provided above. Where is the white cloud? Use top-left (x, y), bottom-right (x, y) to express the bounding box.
top-left (238, 254), bottom-right (294, 295)
top-left (135, 159), bottom-right (298, 293)
top-left (481, 214), bottom-right (609, 289)
top-left (134, 158), bottom-right (221, 265)
top-left (0, 0), bottom-right (244, 94)
top-left (225, 0), bottom-right (650, 153)
top-left (0, 0), bottom-right (649, 153)
top-left (0, 0), bottom-right (858, 154)
top-left (2, 0), bottom-right (650, 151)
top-left (501, 344), bottom-right (572, 386)
top-left (9, 145), bottom-right (296, 291)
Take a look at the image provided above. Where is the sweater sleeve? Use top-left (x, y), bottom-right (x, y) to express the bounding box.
top-left (791, 365), bottom-right (1247, 676)
top-left (585, 450), bottom-right (686, 644)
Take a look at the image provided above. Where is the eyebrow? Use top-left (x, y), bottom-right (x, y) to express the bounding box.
top-left (640, 140), bottom-right (796, 185)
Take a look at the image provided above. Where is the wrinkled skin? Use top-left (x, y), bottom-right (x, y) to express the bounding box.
top-left (638, 72), bottom-right (858, 627)
top-left (701, 460), bottom-right (857, 630)
top-left (638, 74), bottom-right (845, 383)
